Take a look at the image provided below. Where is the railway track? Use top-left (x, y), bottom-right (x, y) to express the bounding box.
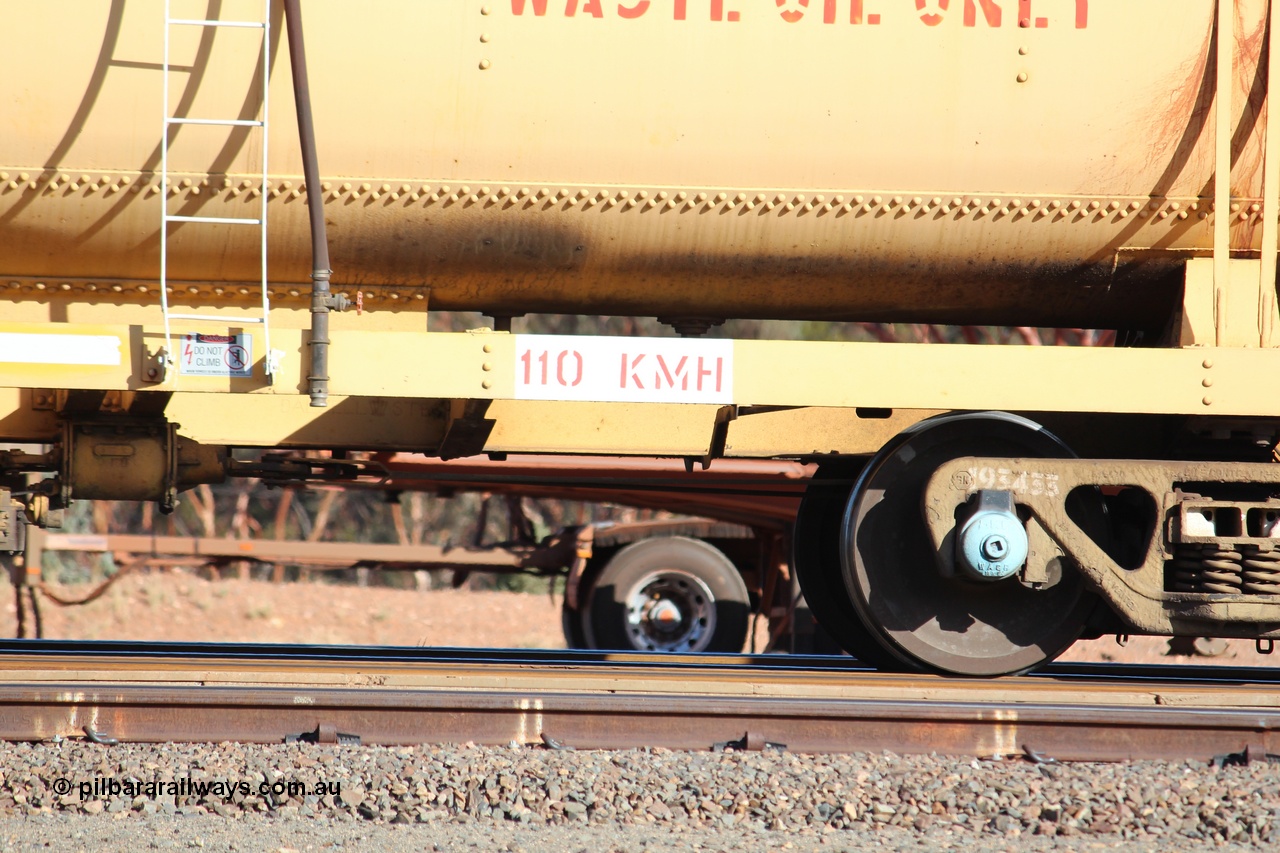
top-left (0, 641), bottom-right (1275, 763)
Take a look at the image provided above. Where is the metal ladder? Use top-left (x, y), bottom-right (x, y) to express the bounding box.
top-left (160, 0), bottom-right (274, 375)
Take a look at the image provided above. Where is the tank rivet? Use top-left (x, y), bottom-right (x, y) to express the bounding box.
top-left (911, 196), bottom-right (922, 206)
top-left (1130, 201), bottom-right (1142, 210)
top-left (1019, 46), bottom-right (1028, 55)
top-left (482, 362), bottom-right (493, 372)
top-left (479, 59), bottom-right (491, 70)
top-left (1231, 202), bottom-right (1242, 212)
top-left (1048, 200), bottom-right (1061, 210)
top-left (1203, 359), bottom-right (1214, 368)
top-left (1252, 203), bottom-right (1262, 213)
top-left (481, 380), bottom-right (493, 390)
top-left (1202, 378), bottom-right (1213, 387)
top-left (1016, 72), bottom-right (1028, 83)
top-left (1203, 396), bottom-right (1213, 406)
top-left (483, 344), bottom-right (493, 354)
top-left (480, 33), bottom-right (491, 43)
top-left (1240, 212), bottom-right (1250, 220)
top-left (1087, 200), bottom-right (1100, 211)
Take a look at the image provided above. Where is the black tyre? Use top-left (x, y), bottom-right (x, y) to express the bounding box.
top-left (583, 536), bottom-right (751, 653)
top-left (793, 462), bottom-right (901, 668)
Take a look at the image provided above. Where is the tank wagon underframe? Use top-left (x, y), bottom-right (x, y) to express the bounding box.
top-left (12, 0), bottom-right (1280, 673)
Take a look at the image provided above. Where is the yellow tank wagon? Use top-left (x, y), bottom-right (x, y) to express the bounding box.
top-left (4, 0), bottom-right (1280, 674)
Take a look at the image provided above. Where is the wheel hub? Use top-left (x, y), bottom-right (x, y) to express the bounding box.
top-left (955, 489), bottom-right (1029, 581)
top-left (624, 571), bottom-right (716, 652)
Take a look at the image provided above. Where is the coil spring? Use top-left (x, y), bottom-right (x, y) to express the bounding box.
top-left (1170, 545), bottom-right (1280, 595)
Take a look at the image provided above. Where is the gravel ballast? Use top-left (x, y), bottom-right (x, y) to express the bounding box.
top-left (0, 740), bottom-right (1274, 851)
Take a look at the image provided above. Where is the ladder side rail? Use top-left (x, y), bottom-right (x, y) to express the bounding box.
top-left (260, 0), bottom-right (272, 375)
top-left (160, 0), bottom-right (174, 359)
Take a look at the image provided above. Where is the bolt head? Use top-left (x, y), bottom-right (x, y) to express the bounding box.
top-left (981, 534), bottom-right (1009, 560)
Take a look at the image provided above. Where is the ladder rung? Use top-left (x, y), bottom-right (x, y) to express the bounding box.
top-left (166, 118), bottom-right (263, 127)
top-left (166, 314), bottom-right (266, 324)
top-left (167, 19), bottom-right (266, 28)
top-left (165, 215), bottom-right (262, 225)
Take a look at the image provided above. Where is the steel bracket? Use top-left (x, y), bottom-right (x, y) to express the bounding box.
top-left (285, 723), bottom-right (360, 746)
top-left (925, 456), bottom-right (1280, 637)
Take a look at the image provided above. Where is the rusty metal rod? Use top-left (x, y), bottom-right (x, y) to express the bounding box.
top-left (283, 0), bottom-right (334, 408)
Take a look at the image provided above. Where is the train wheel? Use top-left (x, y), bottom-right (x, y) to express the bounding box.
top-left (583, 537), bottom-right (750, 653)
top-left (793, 463), bottom-right (902, 668)
top-left (560, 600), bottom-right (589, 649)
top-left (840, 413), bottom-right (1098, 676)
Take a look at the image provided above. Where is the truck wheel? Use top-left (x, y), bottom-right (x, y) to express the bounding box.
top-left (583, 537), bottom-right (750, 653)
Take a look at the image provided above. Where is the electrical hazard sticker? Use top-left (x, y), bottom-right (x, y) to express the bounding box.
top-left (178, 333), bottom-right (252, 377)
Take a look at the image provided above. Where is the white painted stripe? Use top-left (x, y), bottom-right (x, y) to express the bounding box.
top-left (0, 333), bottom-right (122, 366)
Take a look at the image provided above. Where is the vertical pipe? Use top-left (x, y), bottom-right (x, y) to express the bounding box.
top-left (283, 0), bottom-right (333, 407)
top-left (1261, 0), bottom-right (1280, 346)
top-left (1214, 0), bottom-right (1234, 346)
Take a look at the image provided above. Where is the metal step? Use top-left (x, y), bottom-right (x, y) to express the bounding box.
top-left (167, 19), bottom-right (266, 28)
top-left (165, 215), bottom-right (262, 226)
top-left (165, 117), bottom-right (264, 127)
top-left (165, 313), bottom-right (266, 324)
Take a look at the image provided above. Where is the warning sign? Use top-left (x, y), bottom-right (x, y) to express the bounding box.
top-left (178, 333), bottom-right (253, 377)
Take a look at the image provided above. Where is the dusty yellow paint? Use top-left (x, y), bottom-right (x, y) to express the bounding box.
top-left (1, 1), bottom-right (1276, 329)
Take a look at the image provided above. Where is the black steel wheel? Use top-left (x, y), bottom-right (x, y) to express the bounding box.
top-left (560, 599), bottom-right (589, 649)
top-left (583, 537), bottom-right (750, 653)
top-left (793, 462), bottom-right (901, 667)
top-left (840, 412), bottom-right (1098, 676)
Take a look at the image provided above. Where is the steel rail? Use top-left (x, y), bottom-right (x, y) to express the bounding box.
top-left (1, 639), bottom-right (1277, 684)
top-left (0, 639), bottom-right (1276, 685)
top-left (0, 644), bottom-right (1276, 760)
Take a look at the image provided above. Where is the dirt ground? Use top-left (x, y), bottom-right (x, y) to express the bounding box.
top-left (3, 569), bottom-right (1278, 668)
